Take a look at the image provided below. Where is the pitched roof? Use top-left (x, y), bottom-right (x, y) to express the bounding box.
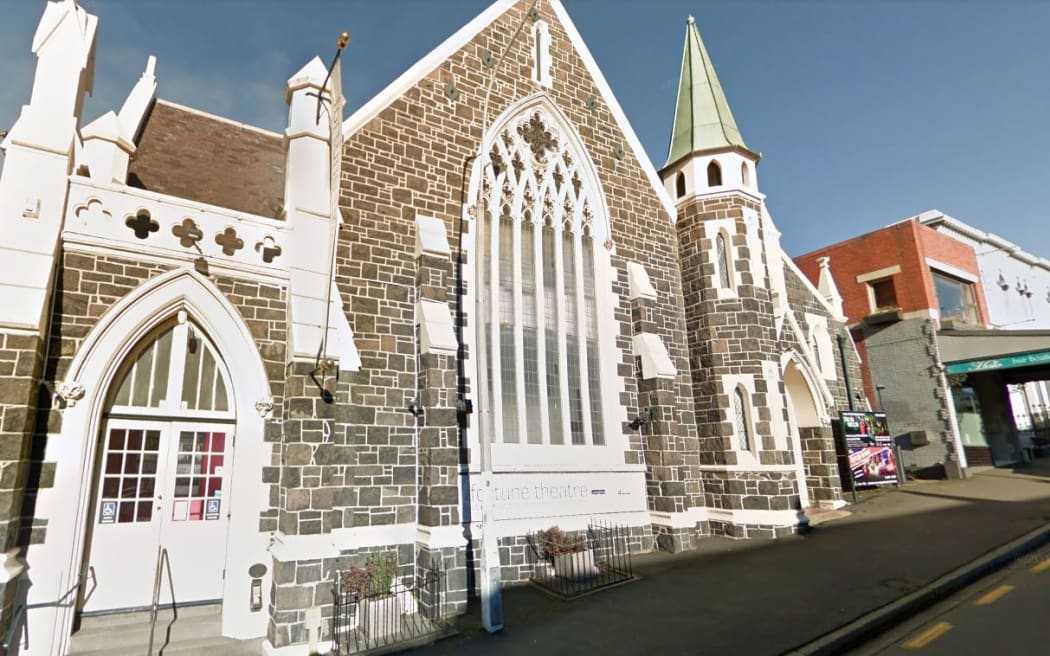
top-left (664, 16), bottom-right (747, 169)
top-left (343, 0), bottom-right (675, 220)
top-left (127, 100), bottom-right (286, 219)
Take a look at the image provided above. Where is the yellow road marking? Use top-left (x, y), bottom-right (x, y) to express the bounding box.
top-left (1031, 558), bottom-right (1050, 574)
top-left (902, 621), bottom-right (953, 649)
top-left (974, 584), bottom-right (1014, 606)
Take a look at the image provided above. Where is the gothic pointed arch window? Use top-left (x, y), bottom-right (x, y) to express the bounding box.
top-left (707, 160), bottom-right (722, 187)
top-left (675, 171), bottom-right (686, 198)
top-left (478, 107), bottom-right (610, 447)
top-left (716, 230), bottom-right (732, 289)
top-left (109, 316), bottom-right (232, 417)
top-left (741, 162), bottom-right (750, 188)
top-left (733, 385), bottom-right (752, 452)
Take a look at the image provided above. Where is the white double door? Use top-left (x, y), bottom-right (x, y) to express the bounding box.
top-left (84, 420), bottom-right (234, 613)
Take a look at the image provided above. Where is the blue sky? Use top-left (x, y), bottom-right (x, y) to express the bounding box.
top-left (2, 0), bottom-right (1048, 258)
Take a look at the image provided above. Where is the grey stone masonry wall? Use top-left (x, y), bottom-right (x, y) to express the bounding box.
top-left (0, 329), bottom-right (43, 640)
top-left (335, 0), bottom-right (697, 491)
top-left (860, 317), bottom-right (957, 473)
top-left (630, 292), bottom-right (704, 545)
top-left (782, 265), bottom-right (861, 505)
top-left (797, 426), bottom-right (840, 505)
top-left (269, 544), bottom-right (415, 648)
top-left (783, 265), bottom-right (865, 415)
top-left (415, 246), bottom-right (469, 613)
top-left (675, 194), bottom-right (801, 515)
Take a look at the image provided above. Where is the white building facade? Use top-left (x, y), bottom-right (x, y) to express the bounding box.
top-left (919, 211), bottom-right (1050, 435)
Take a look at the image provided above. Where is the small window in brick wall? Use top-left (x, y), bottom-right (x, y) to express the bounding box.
top-left (870, 278), bottom-right (898, 312)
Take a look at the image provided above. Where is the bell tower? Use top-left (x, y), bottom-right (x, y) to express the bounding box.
top-left (662, 16), bottom-right (803, 538)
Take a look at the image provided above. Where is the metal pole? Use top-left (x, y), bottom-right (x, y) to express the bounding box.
top-left (469, 0), bottom-right (539, 633)
top-left (836, 332), bottom-right (855, 411)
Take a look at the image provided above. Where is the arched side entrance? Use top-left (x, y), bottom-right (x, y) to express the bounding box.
top-left (782, 354), bottom-right (832, 509)
top-left (26, 269), bottom-right (273, 656)
top-left (84, 313), bottom-right (235, 612)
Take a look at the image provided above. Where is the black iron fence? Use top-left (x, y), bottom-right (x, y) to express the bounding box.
top-left (526, 521), bottom-right (635, 598)
top-left (331, 567), bottom-right (453, 655)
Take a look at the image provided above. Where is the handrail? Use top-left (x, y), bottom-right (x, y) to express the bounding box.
top-left (2, 567), bottom-right (95, 652)
top-left (146, 545), bottom-right (176, 656)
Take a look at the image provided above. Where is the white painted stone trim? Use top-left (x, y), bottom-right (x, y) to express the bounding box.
top-left (416, 525), bottom-right (467, 550)
top-left (705, 219), bottom-right (739, 300)
top-left (706, 508), bottom-right (803, 528)
top-left (722, 373), bottom-right (758, 464)
top-left (28, 268), bottom-right (274, 652)
top-left (856, 264), bottom-right (902, 284)
top-left (155, 98), bottom-right (282, 139)
top-left (697, 464), bottom-right (800, 473)
top-left (783, 311), bottom-right (836, 412)
top-left (632, 333), bottom-right (677, 380)
top-left (925, 257), bottom-right (979, 283)
top-left (804, 312), bottom-right (837, 382)
top-left (417, 298), bottom-right (457, 356)
top-left (626, 261), bottom-right (657, 301)
top-left (783, 254), bottom-right (844, 321)
top-left (415, 215), bottom-right (452, 257)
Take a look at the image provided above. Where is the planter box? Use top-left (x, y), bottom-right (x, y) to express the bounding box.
top-left (552, 549), bottom-right (599, 581)
top-left (361, 595), bottom-right (402, 641)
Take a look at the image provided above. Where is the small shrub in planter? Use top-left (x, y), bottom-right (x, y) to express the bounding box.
top-left (537, 526), bottom-right (598, 581)
top-left (340, 552), bottom-right (401, 641)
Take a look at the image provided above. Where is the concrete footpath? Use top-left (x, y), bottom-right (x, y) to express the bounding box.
top-left (415, 461), bottom-right (1050, 656)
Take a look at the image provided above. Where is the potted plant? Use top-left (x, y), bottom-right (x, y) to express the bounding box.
top-left (340, 552), bottom-right (401, 641)
top-left (537, 526), bottom-right (598, 581)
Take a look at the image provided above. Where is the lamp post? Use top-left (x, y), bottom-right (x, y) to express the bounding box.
top-left (467, 0), bottom-right (539, 634)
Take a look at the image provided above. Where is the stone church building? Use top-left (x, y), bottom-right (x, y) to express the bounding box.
top-left (0, 1), bottom-right (863, 653)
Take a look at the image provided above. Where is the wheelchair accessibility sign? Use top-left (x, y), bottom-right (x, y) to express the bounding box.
top-left (205, 498), bottom-right (221, 521)
top-left (100, 501), bottom-right (117, 524)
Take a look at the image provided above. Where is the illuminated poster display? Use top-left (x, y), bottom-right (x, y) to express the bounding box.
top-left (841, 411), bottom-right (899, 487)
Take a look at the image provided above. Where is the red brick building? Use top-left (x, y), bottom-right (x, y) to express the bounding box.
top-left (796, 219), bottom-right (991, 477)
top-left (796, 219), bottom-right (988, 332)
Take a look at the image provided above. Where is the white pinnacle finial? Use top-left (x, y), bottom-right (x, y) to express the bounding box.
top-left (687, 15), bottom-right (695, 25)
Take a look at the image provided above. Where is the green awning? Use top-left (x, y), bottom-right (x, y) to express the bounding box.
top-left (946, 349), bottom-right (1050, 374)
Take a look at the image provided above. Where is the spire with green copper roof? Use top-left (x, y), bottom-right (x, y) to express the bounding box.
top-left (664, 15), bottom-right (750, 169)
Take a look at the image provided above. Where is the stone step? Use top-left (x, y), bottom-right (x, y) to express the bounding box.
top-left (70, 604), bottom-right (259, 655)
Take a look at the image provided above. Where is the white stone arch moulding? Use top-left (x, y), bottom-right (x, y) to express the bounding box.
top-left (780, 350), bottom-right (833, 426)
top-left (460, 92), bottom-right (631, 466)
top-left (39, 267), bottom-right (274, 651)
top-left (467, 93), bottom-right (612, 246)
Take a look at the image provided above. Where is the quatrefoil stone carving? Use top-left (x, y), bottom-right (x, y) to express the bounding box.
top-left (125, 210), bottom-right (158, 240)
top-left (215, 227), bottom-right (244, 256)
top-left (255, 236), bottom-right (282, 264)
top-left (172, 218), bottom-right (204, 248)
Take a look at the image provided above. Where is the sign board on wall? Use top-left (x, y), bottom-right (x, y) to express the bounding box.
top-left (945, 349), bottom-right (1050, 375)
top-left (465, 471), bottom-right (647, 523)
top-left (840, 411), bottom-right (898, 487)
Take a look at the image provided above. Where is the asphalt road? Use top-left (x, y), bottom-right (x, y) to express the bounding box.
top-left (850, 542), bottom-right (1050, 655)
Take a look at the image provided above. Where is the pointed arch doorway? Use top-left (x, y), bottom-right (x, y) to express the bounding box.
top-left (82, 311), bottom-right (235, 613)
top-left (784, 357), bottom-right (826, 509)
